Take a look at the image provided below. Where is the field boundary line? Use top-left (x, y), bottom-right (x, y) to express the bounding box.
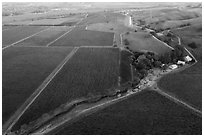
top-left (3, 47), bottom-right (79, 134)
top-left (130, 64), bottom-right (134, 82)
top-left (46, 26), bottom-right (76, 47)
top-left (76, 13), bottom-right (88, 25)
top-left (153, 89), bottom-right (202, 116)
top-left (112, 33), bottom-right (116, 46)
top-left (17, 46), bottom-right (74, 48)
top-left (80, 46), bottom-right (114, 48)
top-left (120, 33), bottom-right (123, 45)
top-left (118, 48), bottom-right (121, 87)
top-left (151, 35), bottom-right (174, 50)
top-left (184, 47), bottom-right (197, 63)
top-left (2, 27), bottom-right (52, 50)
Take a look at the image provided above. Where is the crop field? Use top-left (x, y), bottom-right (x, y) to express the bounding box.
top-left (2, 13), bottom-right (45, 24)
top-left (123, 31), bottom-right (172, 55)
top-left (87, 22), bottom-right (133, 47)
top-left (2, 25), bottom-right (19, 31)
top-left (120, 50), bottom-right (132, 85)
top-left (6, 15), bottom-right (83, 26)
top-left (2, 8), bottom-right (84, 25)
top-left (78, 12), bottom-right (107, 25)
top-left (87, 22), bottom-right (132, 33)
top-left (2, 26), bottom-right (48, 47)
top-left (81, 12), bottom-right (127, 26)
top-left (50, 26), bottom-right (114, 47)
top-left (51, 90), bottom-right (201, 135)
top-left (9, 18), bottom-right (79, 26)
top-left (2, 2), bottom-right (202, 135)
top-left (105, 12), bottom-right (127, 24)
top-left (15, 26), bottom-right (72, 47)
top-left (158, 64), bottom-right (202, 110)
top-left (2, 47), bottom-right (74, 124)
top-left (12, 47), bottom-right (120, 131)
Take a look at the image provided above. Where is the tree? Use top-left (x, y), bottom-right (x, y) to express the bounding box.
top-left (138, 19), bottom-right (146, 25)
top-left (142, 58), bottom-right (152, 69)
top-left (159, 52), bottom-right (172, 64)
top-left (173, 45), bottom-right (185, 60)
top-left (139, 69), bottom-right (148, 78)
top-left (124, 39), bottom-right (129, 45)
top-left (188, 42), bottom-right (197, 49)
top-left (132, 77), bottom-right (140, 87)
top-left (154, 61), bottom-right (162, 68)
top-left (133, 52), bottom-right (144, 59)
top-left (153, 54), bottom-right (159, 61)
top-left (134, 62), bottom-right (146, 71)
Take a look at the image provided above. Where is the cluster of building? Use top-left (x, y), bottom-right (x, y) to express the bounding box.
top-left (168, 55), bottom-right (192, 70)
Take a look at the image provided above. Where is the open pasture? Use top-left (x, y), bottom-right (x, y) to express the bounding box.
top-left (2, 47), bottom-right (74, 124)
top-left (130, 6), bottom-right (201, 30)
top-left (172, 24), bottom-right (202, 59)
top-left (2, 26), bottom-right (48, 47)
top-left (123, 31), bottom-right (172, 55)
top-left (12, 47), bottom-right (120, 131)
top-left (15, 26), bottom-right (72, 47)
top-left (162, 17), bottom-right (201, 29)
top-left (51, 26), bottom-right (114, 47)
top-left (51, 90), bottom-right (201, 135)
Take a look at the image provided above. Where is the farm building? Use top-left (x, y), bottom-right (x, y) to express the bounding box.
top-left (184, 55), bottom-right (192, 62)
top-left (177, 60), bottom-right (185, 65)
top-left (169, 64), bottom-right (178, 70)
top-left (157, 33), bottom-right (164, 36)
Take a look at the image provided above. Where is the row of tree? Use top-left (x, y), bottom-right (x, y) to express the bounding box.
top-left (159, 44), bottom-right (185, 64)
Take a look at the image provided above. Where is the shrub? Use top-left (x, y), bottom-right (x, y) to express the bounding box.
top-left (113, 44), bottom-right (117, 47)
